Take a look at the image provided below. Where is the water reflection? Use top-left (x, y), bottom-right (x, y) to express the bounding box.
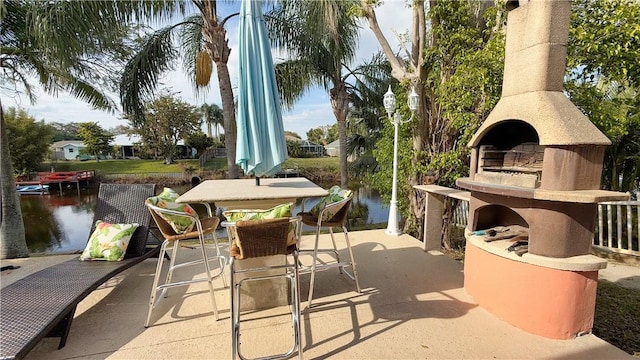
top-left (20, 184), bottom-right (388, 254)
top-left (20, 189), bottom-right (98, 254)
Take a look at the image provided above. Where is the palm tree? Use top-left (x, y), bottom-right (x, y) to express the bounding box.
top-left (0, 0), bottom-right (143, 258)
top-left (119, 0), bottom-right (240, 178)
top-left (201, 103), bottom-right (224, 138)
top-left (268, 0), bottom-right (361, 188)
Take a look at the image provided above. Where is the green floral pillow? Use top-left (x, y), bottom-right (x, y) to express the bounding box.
top-left (310, 186), bottom-right (352, 221)
top-left (146, 188), bottom-right (198, 234)
top-left (80, 221), bottom-right (139, 261)
top-left (223, 202), bottom-right (295, 246)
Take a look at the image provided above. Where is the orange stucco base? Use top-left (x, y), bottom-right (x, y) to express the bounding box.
top-left (464, 242), bottom-right (599, 339)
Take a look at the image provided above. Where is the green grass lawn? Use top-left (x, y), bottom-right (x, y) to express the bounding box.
top-left (43, 159), bottom-right (219, 175)
top-left (42, 157), bottom-right (338, 176)
top-left (593, 280), bottom-right (640, 357)
top-left (283, 157), bottom-right (339, 171)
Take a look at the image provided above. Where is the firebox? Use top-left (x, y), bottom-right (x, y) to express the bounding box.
top-left (455, 0), bottom-right (628, 339)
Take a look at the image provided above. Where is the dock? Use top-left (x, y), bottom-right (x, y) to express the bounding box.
top-left (16, 171), bottom-right (95, 195)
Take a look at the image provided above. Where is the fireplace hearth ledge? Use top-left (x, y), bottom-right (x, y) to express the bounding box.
top-left (466, 231), bottom-right (607, 272)
top-left (457, 178), bottom-right (629, 203)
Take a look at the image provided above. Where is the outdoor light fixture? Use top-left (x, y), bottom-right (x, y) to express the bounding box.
top-left (384, 85), bottom-right (419, 236)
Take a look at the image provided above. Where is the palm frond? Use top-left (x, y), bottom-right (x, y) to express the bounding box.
top-left (2, 0), bottom-right (140, 109)
top-left (120, 25), bottom-right (179, 124)
top-left (178, 15), bottom-right (206, 95)
top-left (274, 60), bottom-right (319, 109)
top-left (63, 77), bottom-right (117, 112)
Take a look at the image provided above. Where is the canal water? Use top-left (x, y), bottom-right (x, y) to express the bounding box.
top-left (20, 184), bottom-right (390, 254)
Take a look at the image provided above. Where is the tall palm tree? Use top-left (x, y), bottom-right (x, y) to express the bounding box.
top-left (201, 103), bottom-right (224, 138)
top-left (119, 0), bottom-right (240, 178)
top-left (268, 0), bottom-right (360, 188)
top-left (0, 0), bottom-right (145, 259)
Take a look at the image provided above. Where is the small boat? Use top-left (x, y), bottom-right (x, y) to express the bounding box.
top-left (16, 184), bottom-right (50, 195)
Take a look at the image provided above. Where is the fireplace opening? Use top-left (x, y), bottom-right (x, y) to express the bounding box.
top-left (474, 204), bottom-right (527, 231)
top-left (477, 120), bottom-right (538, 149)
top-left (475, 120), bottom-right (543, 188)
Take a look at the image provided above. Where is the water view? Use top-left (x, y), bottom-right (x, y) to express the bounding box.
top-left (19, 184), bottom-right (390, 254)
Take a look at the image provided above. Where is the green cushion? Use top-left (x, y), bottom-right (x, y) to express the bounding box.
top-left (80, 221), bottom-right (139, 261)
top-left (146, 188), bottom-right (198, 234)
top-left (310, 186), bottom-right (352, 221)
top-left (223, 203), bottom-right (295, 246)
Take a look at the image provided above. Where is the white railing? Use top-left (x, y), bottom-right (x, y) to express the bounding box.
top-left (414, 185), bottom-right (639, 257)
top-left (596, 201), bottom-right (640, 255)
top-left (452, 200), bottom-right (469, 228)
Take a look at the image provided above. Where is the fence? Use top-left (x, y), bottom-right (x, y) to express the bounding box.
top-left (415, 185), bottom-right (639, 257)
top-left (451, 200), bottom-right (469, 228)
top-left (596, 201), bottom-right (640, 255)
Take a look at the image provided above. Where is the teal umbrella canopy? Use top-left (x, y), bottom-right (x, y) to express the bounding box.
top-left (236, 0), bottom-right (288, 181)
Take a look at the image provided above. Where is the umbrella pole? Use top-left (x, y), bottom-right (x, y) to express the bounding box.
top-left (256, 176), bottom-right (260, 186)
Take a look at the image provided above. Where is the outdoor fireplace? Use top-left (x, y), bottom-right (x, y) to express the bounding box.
top-left (455, 0), bottom-right (628, 339)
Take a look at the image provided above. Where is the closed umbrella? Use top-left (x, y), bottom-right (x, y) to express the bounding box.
top-left (236, 0), bottom-right (288, 185)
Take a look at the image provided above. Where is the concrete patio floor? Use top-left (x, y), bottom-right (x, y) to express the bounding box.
top-left (3, 230), bottom-right (635, 359)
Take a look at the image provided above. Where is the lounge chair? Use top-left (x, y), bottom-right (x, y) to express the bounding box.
top-left (0, 183), bottom-right (159, 360)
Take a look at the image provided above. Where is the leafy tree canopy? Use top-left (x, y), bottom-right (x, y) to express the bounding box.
top-left (567, 0), bottom-right (640, 193)
top-left (49, 122), bottom-right (82, 142)
top-left (185, 131), bottom-right (214, 156)
top-left (285, 131), bottom-right (301, 140)
top-left (77, 122), bottom-right (114, 162)
top-left (5, 107), bottom-right (54, 174)
top-left (108, 124), bottom-right (134, 136)
top-left (307, 124), bottom-right (338, 145)
top-left (130, 94), bottom-right (201, 164)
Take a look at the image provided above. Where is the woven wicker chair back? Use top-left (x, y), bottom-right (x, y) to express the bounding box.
top-left (327, 197), bottom-right (353, 225)
top-left (235, 218), bottom-right (291, 258)
top-left (148, 207), bottom-right (181, 238)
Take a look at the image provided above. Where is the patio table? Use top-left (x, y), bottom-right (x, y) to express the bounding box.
top-left (176, 177), bottom-right (328, 310)
top-left (176, 177), bottom-right (328, 211)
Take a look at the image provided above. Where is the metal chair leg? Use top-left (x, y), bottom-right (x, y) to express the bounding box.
top-left (210, 232), bottom-right (229, 288)
top-left (145, 205), bottom-right (225, 328)
top-left (292, 250), bottom-right (303, 360)
top-left (231, 255), bottom-right (303, 360)
top-left (230, 258), bottom-right (239, 360)
top-left (307, 226), bottom-right (322, 308)
top-left (162, 240), bottom-right (180, 298)
top-left (342, 226), bottom-right (361, 293)
top-left (328, 228), bottom-right (342, 274)
top-left (198, 233), bottom-right (219, 321)
top-left (145, 240), bottom-right (169, 328)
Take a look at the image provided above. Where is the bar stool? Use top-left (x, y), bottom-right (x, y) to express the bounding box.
top-left (144, 202), bottom-right (227, 327)
top-left (297, 187), bottom-right (361, 308)
top-left (223, 217), bottom-right (303, 360)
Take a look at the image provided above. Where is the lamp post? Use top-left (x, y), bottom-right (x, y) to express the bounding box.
top-left (383, 85), bottom-right (419, 236)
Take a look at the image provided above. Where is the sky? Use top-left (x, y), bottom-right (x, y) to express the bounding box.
top-left (1, 1), bottom-right (412, 140)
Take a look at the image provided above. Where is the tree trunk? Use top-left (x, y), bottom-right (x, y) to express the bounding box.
top-left (330, 83), bottom-right (350, 188)
top-left (337, 120), bottom-right (348, 188)
top-left (202, 10), bottom-right (239, 179)
top-left (0, 103), bottom-right (30, 259)
top-left (216, 62), bottom-right (238, 178)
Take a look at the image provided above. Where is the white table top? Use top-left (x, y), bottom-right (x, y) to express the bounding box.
top-left (176, 177), bottom-right (328, 209)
